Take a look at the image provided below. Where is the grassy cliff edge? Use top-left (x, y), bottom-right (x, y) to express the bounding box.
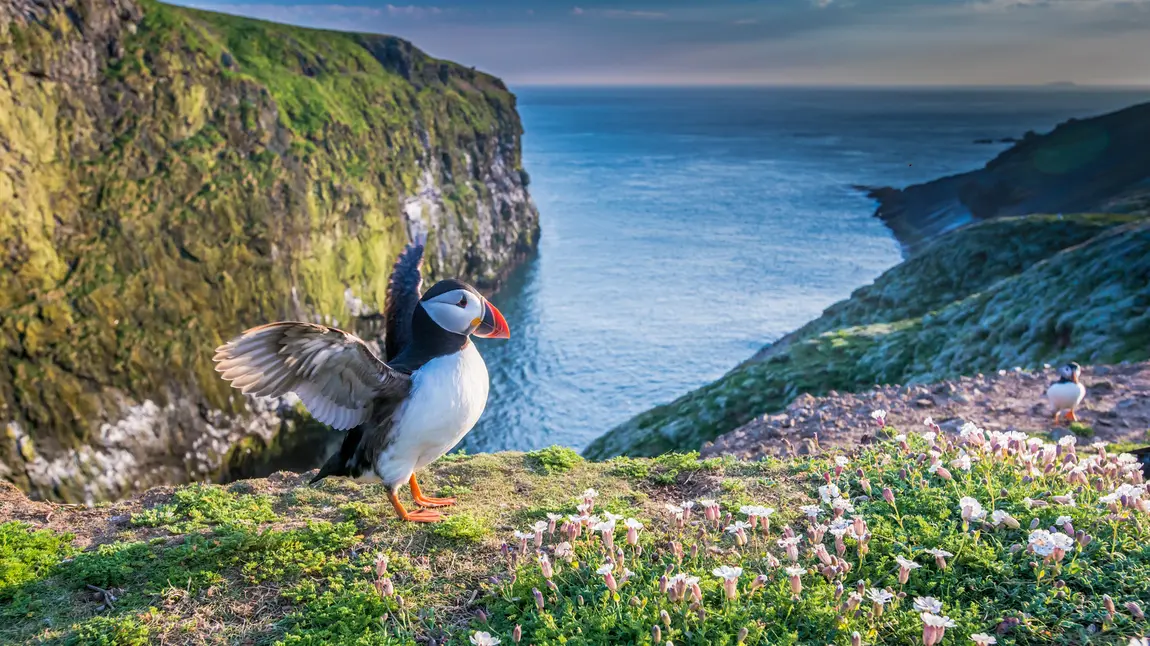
top-left (0, 0), bottom-right (539, 501)
top-left (585, 214), bottom-right (1150, 460)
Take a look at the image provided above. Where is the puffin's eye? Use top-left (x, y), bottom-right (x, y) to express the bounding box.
top-left (456, 295), bottom-right (468, 308)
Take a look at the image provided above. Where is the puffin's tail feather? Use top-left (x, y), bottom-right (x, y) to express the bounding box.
top-left (310, 426), bottom-right (366, 484)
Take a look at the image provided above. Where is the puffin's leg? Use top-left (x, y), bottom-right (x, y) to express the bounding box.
top-left (388, 490), bottom-right (442, 523)
top-left (1066, 409), bottom-right (1078, 423)
top-left (1052, 410), bottom-right (1062, 424)
top-left (409, 474), bottom-right (457, 508)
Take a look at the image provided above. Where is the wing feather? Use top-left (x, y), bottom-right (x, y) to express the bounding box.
top-left (383, 239), bottom-right (426, 362)
top-left (213, 322), bottom-right (410, 430)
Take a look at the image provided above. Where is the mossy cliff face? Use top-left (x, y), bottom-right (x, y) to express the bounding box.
top-left (585, 214), bottom-right (1150, 459)
top-left (0, 0), bottom-right (539, 502)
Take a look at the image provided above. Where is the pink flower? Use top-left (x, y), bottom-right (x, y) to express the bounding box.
top-left (785, 566), bottom-right (804, 599)
top-left (921, 612), bottom-right (956, 646)
top-left (538, 553), bottom-right (554, 579)
top-left (896, 556), bottom-right (921, 585)
top-left (596, 563), bottom-right (618, 592)
top-left (712, 566), bottom-right (743, 600)
top-left (624, 518), bottom-right (643, 546)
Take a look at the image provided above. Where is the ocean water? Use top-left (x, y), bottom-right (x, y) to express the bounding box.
top-left (460, 86), bottom-right (1150, 454)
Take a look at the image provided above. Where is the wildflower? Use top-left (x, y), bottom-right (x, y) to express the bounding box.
top-left (582, 487), bottom-right (598, 502)
top-left (882, 487), bottom-right (896, 505)
top-left (739, 505), bottom-right (774, 531)
top-left (800, 504), bottom-right (823, 520)
top-left (784, 565), bottom-right (804, 599)
top-left (1126, 601), bottom-right (1145, 620)
top-left (471, 632), bottom-right (501, 646)
top-left (725, 521), bottom-right (751, 546)
top-left (950, 454), bottom-right (973, 472)
top-left (594, 518), bottom-right (616, 550)
top-left (778, 535), bottom-right (802, 562)
top-left (870, 409), bottom-right (887, 426)
top-left (621, 518), bottom-right (643, 545)
top-left (835, 456), bottom-right (850, 467)
top-left (924, 548), bottom-right (953, 570)
top-left (990, 509), bottom-right (1020, 529)
top-left (921, 613), bottom-right (957, 646)
top-left (1052, 493), bottom-right (1076, 507)
top-left (851, 632), bottom-right (863, 646)
top-left (375, 576), bottom-right (394, 597)
top-left (896, 555), bottom-right (922, 584)
top-left (545, 513), bottom-right (562, 534)
top-left (931, 463), bottom-right (954, 481)
top-left (680, 500), bottom-right (696, 521)
top-left (832, 497), bottom-right (855, 516)
top-left (712, 565), bottom-right (743, 600)
top-left (537, 553), bottom-right (554, 579)
top-left (666, 573), bottom-right (699, 603)
top-left (959, 497), bottom-right (986, 522)
top-left (923, 416), bottom-right (941, 432)
top-left (532, 587), bottom-right (544, 610)
top-left (532, 520), bottom-right (548, 547)
top-left (749, 573), bottom-right (768, 593)
top-left (830, 520), bottom-right (851, 556)
top-left (700, 499), bottom-right (721, 522)
top-left (513, 530), bottom-right (532, 554)
top-left (970, 635), bottom-right (996, 645)
top-left (513, 625), bottom-right (522, 644)
top-left (553, 541), bottom-right (573, 560)
top-left (913, 596), bottom-right (943, 614)
top-left (819, 483), bottom-right (841, 503)
top-left (596, 563), bottom-right (618, 592)
top-left (867, 588), bottom-right (894, 617)
top-left (665, 503), bottom-right (683, 515)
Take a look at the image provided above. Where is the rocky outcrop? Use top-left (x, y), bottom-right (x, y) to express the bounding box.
top-left (702, 362), bottom-right (1150, 461)
top-left (0, 0), bottom-right (539, 501)
top-left (584, 214), bottom-right (1150, 460)
top-left (868, 102), bottom-right (1150, 254)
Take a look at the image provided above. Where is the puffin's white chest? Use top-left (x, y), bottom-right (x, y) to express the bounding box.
top-left (375, 343), bottom-right (489, 484)
top-left (1047, 381), bottom-right (1086, 411)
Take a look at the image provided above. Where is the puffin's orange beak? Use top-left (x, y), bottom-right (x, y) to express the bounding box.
top-left (474, 300), bottom-right (510, 339)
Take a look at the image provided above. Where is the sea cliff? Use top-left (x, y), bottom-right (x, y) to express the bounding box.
top-left (0, 0), bottom-right (539, 502)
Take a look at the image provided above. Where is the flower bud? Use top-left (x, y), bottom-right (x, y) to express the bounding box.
top-left (513, 625), bottom-right (522, 643)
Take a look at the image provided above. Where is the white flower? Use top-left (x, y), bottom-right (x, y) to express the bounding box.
top-left (921, 613), bottom-right (957, 628)
top-left (740, 505), bottom-right (774, 517)
top-left (970, 634), bottom-right (997, 645)
top-left (553, 542), bottom-right (573, 558)
top-left (866, 588), bottom-right (894, 605)
top-left (950, 454), bottom-right (972, 472)
top-left (871, 409), bottom-right (887, 421)
top-left (712, 565), bottom-right (743, 580)
top-left (624, 518), bottom-right (643, 530)
top-left (958, 497), bottom-right (986, 521)
top-left (818, 484), bottom-right (841, 503)
top-left (665, 503), bottom-right (684, 514)
top-left (595, 563), bottom-right (615, 575)
top-left (777, 536), bottom-right (802, 548)
top-left (470, 631), bottom-right (501, 646)
top-left (725, 521), bottom-right (751, 533)
top-left (835, 456), bottom-right (850, 467)
top-left (592, 519), bottom-right (616, 533)
top-left (913, 596), bottom-right (943, 613)
top-left (699, 499), bottom-right (717, 508)
top-left (896, 556), bottom-right (922, 570)
top-left (513, 530), bottom-right (533, 540)
top-left (923, 416), bottom-right (935, 427)
top-left (828, 520), bottom-right (852, 537)
top-left (681, 501), bottom-right (696, 510)
top-left (784, 565), bottom-right (805, 576)
top-left (546, 513), bottom-right (563, 521)
top-left (532, 520), bottom-right (549, 532)
top-left (1055, 515), bottom-right (1072, 526)
top-left (800, 504), bottom-right (823, 518)
top-left (1028, 529), bottom-right (1055, 557)
top-left (582, 488), bottom-right (598, 499)
top-left (668, 572), bottom-right (698, 586)
top-left (922, 431), bottom-right (938, 443)
top-left (894, 434), bottom-right (907, 442)
top-left (832, 498), bottom-right (855, 513)
top-left (1058, 435), bottom-right (1077, 447)
top-left (602, 511), bottom-right (623, 522)
top-left (1049, 531), bottom-right (1074, 550)
top-left (924, 548), bottom-right (953, 558)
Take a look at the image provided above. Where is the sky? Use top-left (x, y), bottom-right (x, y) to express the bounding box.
top-left (177, 0), bottom-right (1150, 86)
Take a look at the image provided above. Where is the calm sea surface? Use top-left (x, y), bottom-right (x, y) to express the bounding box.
top-left (460, 87), bottom-right (1150, 453)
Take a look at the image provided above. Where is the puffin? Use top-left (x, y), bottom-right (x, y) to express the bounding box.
top-left (212, 240), bottom-right (510, 522)
top-left (1046, 362), bottom-right (1086, 424)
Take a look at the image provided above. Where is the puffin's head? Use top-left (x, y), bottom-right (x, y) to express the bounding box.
top-left (419, 279), bottom-right (510, 339)
top-left (1059, 362), bottom-right (1081, 383)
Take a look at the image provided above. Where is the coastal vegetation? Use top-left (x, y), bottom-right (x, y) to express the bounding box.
top-left (585, 214), bottom-right (1150, 460)
top-left (3, 422), bottom-right (1148, 644)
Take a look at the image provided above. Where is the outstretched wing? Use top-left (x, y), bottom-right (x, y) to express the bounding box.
top-left (383, 239), bottom-right (426, 362)
top-left (213, 322), bottom-right (410, 430)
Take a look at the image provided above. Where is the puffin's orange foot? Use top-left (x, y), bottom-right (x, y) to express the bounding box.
top-left (1052, 410), bottom-right (1063, 425)
top-left (402, 508), bottom-right (444, 523)
top-left (389, 491), bottom-right (444, 523)
top-left (409, 474), bottom-right (457, 508)
top-left (1066, 410), bottom-right (1079, 423)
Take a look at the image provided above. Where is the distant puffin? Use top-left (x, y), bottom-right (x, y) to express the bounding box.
top-left (213, 241), bottom-right (510, 522)
top-left (1047, 362), bottom-right (1086, 424)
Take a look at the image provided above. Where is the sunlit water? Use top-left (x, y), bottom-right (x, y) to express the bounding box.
top-left (461, 87), bottom-right (1150, 454)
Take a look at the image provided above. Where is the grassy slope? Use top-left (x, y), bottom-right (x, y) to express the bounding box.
top-left (3, 434), bottom-right (1148, 645)
top-left (0, 0), bottom-right (536, 494)
top-left (585, 214), bottom-right (1150, 459)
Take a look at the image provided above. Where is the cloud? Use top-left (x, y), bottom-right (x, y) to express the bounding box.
top-left (810, 0), bottom-right (835, 7)
top-left (571, 6), bottom-right (669, 19)
top-left (385, 4), bottom-right (443, 18)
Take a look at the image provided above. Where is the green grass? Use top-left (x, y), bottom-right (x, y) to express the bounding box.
top-left (526, 446), bottom-right (584, 475)
top-left (4, 433), bottom-right (1147, 644)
